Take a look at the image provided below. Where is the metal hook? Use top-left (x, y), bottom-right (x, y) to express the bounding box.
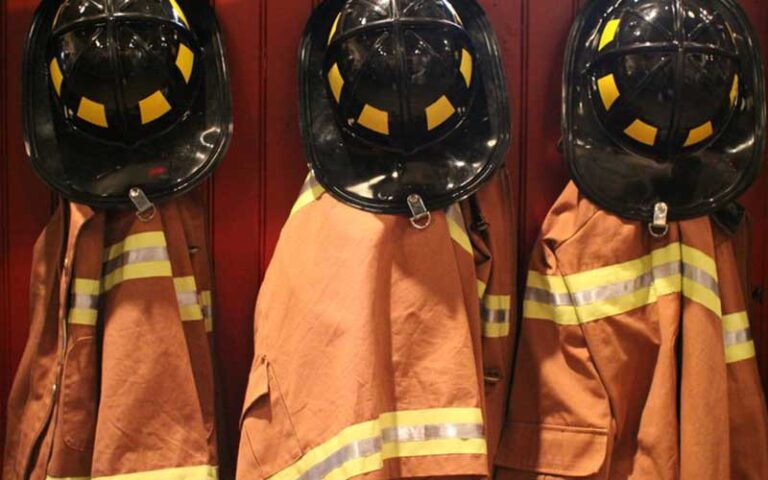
top-left (648, 202), bottom-right (669, 238)
top-left (407, 194), bottom-right (432, 230)
top-left (129, 188), bottom-right (157, 223)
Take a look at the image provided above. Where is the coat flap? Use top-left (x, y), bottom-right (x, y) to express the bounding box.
top-left (240, 356), bottom-right (269, 428)
top-left (495, 423), bottom-right (608, 477)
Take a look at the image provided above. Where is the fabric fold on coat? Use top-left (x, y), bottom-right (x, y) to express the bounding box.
top-left (3, 193), bottom-right (220, 480)
top-left (494, 182), bottom-right (768, 480)
top-left (237, 170), bottom-right (517, 480)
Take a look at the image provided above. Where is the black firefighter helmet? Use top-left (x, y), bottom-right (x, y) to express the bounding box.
top-left (299, 0), bottom-right (510, 215)
top-left (24, 0), bottom-right (232, 208)
top-left (564, 0), bottom-right (766, 223)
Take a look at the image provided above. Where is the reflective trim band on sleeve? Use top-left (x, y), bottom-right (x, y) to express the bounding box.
top-left (267, 408), bottom-right (485, 480)
top-left (102, 232), bottom-right (172, 291)
top-left (328, 13), bottom-right (341, 45)
top-left (524, 242), bottom-right (724, 325)
top-left (723, 311), bottom-right (756, 363)
top-left (446, 204), bottom-right (472, 255)
top-left (200, 290), bottom-right (213, 332)
top-left (47, 464), bottom-right (218, 480)
top-left (290, 173), bottom-right (326, 217)
top-left (481, 294), bottom-right (511, 338)
top-left (174, 276), bottom-right (203, 321)
top-left (68, 278), bottom-right (101, 326)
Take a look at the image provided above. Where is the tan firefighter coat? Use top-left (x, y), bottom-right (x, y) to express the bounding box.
top-left (3, 193), bottom-right (219, 480)
top-left (237, 169), bottom-right (517, 480)
top-left (495, 182), bottom-right (768, 479)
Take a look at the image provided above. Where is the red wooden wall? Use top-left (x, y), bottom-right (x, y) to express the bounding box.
top-left (1, 0), bottom-right (767, 474)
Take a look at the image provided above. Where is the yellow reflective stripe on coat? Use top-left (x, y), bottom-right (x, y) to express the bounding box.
top-left (481, 293), bottom-right (511, 338)
top-left (267, 407), bottom-right (485, 480)
top-left (722, 311), bottom-right (756, 363)
top-left (90, 464), bottom-right (217, 480)
top-left (174, 276), bottom-right (204, 321)
top-left (446, 204), bottom-right (471, 255)
top-left (200, 290), bottom-right (214, 332)
top-left (524, 242), bottom-right (723, 325)
top-left (102, 232), bottom-right (172, 291)
top-left (291, 173), bottom-right (325, 217)
top-left (68, 278), bottom-right (101, 326)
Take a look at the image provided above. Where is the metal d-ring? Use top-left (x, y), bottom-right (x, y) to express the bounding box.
top-left (407, 194), bottom-right (432, 230)
top-left (129, 188), bottom-right (157, 223)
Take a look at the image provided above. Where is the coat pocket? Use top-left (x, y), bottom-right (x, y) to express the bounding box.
top-left (238, 355), bottom-right (303, 480)
top-left (62, 336), bottom-right (98, 452)
top-left (495, 423), bottom-right (609, 478)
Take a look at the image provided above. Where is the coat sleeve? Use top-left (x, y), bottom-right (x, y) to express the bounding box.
top-left (494, 238), bottom-right (614, 480)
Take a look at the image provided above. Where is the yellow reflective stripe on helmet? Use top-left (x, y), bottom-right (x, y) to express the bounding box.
top-left (139, 90), bottom-right (172, 124)
top-left (266, 408), bottom-right (485, 480)
top-left (168, 0), bottom-right (189, 28)
top-left (624, 119), bottom-right (657, 146)
top-left (597, 73), bottom-right (620, 110)
top-left (175, 43), bottom-right (194, 83)
top-left (425, 95), bottom-right (455, 131)
top-left (52, 3), bottom-right (66, 28)
top-left (328, 63), bottom-right (344, 103)
top-left (358, 104), bottom-right (390, 135)
top-left (290, 173), bottom-right (326, 217)
top-left (684, 121), bottom-right (714, 147)
top-left (598, 19), bottom-right (621, 51)
top-left (50, 58), bottom-right (64, 96)
top-left (328, 13), bottom-right (341, 45)
top-left (524, 243), bottom-right (725, 325)
top-left (723, 311), bottom-right (755, 363)
top-left (77, 97), bottom-right (108, 127)
top-left (730, 74), bottom-right (739, 105)
top-left (460, 49), bottom-right (472, 88)
top-left (446, 204), bottom-right (472, 255)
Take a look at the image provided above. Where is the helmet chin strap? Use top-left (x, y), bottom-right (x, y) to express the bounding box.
top-left (129, 187), bottom-right (157, 223)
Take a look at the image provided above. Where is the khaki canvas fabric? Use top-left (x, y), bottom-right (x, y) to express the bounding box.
top-left (3, 193), bottom-right (219, 480)
top-left (237, 170), bottom-right (517, 480)
top-left (495, 182), bottom-right (768, 480)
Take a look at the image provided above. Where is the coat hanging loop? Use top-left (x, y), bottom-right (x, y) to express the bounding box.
top-left (648, 202), bottom-right (669, 238)
top-left (407, 194), bottom-right (431, 230)
top-left (129, 188), bottom-right (157, 223)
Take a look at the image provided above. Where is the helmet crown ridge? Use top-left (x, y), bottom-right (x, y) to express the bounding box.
top-left (588, 0), bottom-right (739, 160)
top-left (323, 0), bottom-right (476, 154)
top-left (47, 0), bottom-right (200, 146)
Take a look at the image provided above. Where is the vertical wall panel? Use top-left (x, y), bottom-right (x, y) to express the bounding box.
top-left (210, 0), bottom-right (266, 468)
top-left (2, 0), bottom-right (768, 475)
top-left (1, 0), bottom-right (55, 463)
